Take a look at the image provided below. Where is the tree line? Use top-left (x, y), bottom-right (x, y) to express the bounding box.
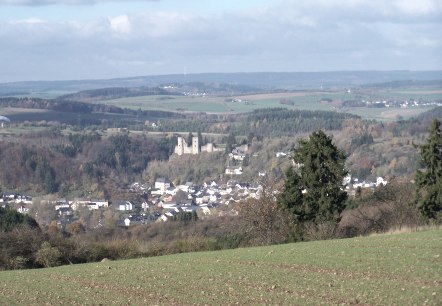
top-left (0, 131), bottom-right (174, 196)
top-left (0, 97), bottom-right (183, 120)
top-left (155, 108), bottom-right (358, 137)
top-left (57, 86), bottom-right (180, 101)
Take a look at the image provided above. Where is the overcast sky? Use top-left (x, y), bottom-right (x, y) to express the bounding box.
top-left (0, 0), bottom-right (441, 82)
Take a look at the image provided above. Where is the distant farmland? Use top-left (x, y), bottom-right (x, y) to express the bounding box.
top-left (99, 89), bottom-right (441, 121)
top-left (1, 229), bottom-right (440, 305)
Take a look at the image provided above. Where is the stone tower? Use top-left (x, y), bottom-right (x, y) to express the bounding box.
top-left (175, 137), bottom-right (184, 155)
top-left (192, 136), bottom-right (199, 154)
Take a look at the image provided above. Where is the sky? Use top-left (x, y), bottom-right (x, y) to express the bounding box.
top-left (0, 0), bottom-right (441, 82)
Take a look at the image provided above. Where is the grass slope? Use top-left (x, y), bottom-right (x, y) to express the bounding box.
top-left (1, 230), bottom-right (441, 305)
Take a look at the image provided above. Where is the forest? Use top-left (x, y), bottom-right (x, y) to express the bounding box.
top-left (0, 97), bottom-right (183, 126)
top-left (0, 104), bottom-right (440, 198)
top-left (153, 108), bottom-right (359, 138)
top-left (0, 83), bottom-right (441, 271)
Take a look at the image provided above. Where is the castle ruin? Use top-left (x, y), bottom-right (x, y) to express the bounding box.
top-left (174, 136), bottom-right (220, 156)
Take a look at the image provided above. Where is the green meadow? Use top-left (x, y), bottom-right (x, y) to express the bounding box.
top-left (100, 90), bottom-right (439, 121)
top-left (1, 229), bottom-right (440, 305)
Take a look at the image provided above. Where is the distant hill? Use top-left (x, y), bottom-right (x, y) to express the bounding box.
top-left (1, 71), bottom-right (441, 95)
top-left (362, 79), bottom-right (442, 89)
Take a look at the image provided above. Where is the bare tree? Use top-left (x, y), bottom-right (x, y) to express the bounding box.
top-left (237, 183), bottom-right (293, 245)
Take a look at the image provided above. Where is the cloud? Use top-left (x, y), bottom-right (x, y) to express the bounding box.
top-left (11, 17), bottom-right (46, 24)
top-left (0, 0), bottom-right (158, 5)
top-left (0, 0), bottom-right (440, 82)
top-left (109, 14), bottom-right (131, 34)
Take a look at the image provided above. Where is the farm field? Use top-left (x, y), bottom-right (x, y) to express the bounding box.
top-left (0, 230), bottom-right (440, 305)
top-left (100, 89), bottom-right (440, 121)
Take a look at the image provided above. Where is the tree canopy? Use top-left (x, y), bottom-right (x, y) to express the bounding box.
top-left (279, 130), bottom-right (348, 224)
top-left (0, 207), bottom-right (39, 232)
top-left (415, 119), bottom-right (442, 220)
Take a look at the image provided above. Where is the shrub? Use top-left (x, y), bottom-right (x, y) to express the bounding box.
top-left (0, 226), bottom-right (44, 270)
top-left (238, 186), bottom-right (294, 246)
top-left (35, 242), bottom-right (62, 268)
top-left (339, 181), bottom-right (423, 237)
top-left (303, 220), bottom-right (338, 241)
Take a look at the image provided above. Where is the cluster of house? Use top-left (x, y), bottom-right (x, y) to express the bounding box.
top-left (183, 91), bottom-right (207, 97)
top-left (343, 176), bottom-right (388, 197)
top-left (362, 99), bottom-right (441, 108)
top-left (115, 178), bottom-right (263, 226)
top-left (225, 144), bottom-right (251, 176)
top-left (2, 156), bottom-right (388, 228)
top-left (1, 177), bottom-right (263, 228)
top-left (146, 178), bottom-right (261, 219)
top-left (0, 192), bottom-right (33, 213)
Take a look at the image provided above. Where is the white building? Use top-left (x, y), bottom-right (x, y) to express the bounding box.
top-left (155, 178), bottom-right (171, 194)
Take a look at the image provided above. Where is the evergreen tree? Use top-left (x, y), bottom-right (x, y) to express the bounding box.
top-left (281, 130), bottom-right (348, 223)
top-left (242, 155), bottom-right (250, 167)
top-left (191, 210), bottom-right (198, 221)
top-left (0, 207), bottom-right (39, 232)
top-left (278, 165), bottom-right (305, 219)
top-left (225, 132), bottom-right (236, 154)
top-left (197, 130), bottom-right (203, 150)
top-left (187, 132), bottom-right (194, 146)
top-left (415, 119), bottom-right (442, 220)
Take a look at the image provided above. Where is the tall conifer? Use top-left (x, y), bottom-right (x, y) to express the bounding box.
top-left (415, 119), bottom-right (442, 220)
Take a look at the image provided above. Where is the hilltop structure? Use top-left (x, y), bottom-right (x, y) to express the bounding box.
top-left (174, 136), bottom-right (221, 156)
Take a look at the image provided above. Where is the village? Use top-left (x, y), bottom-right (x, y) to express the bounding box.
top-left (1, 140), bottom-right (388, 229)
top-left (345, 97), bottom-right (442, 109)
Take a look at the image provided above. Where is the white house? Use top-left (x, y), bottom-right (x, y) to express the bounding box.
top-left (141, 201), bottom-right (151, 210)
top-left (17, 205), bottom-right (29, 214)
top-left (87, 202), bottom-right (99, 210)
top-left (165, 187), bottom-right (178, 196)
top-left (15, 195), bottom-right (33, 204)
top-left (343, 175), bottom-right (352, 186)
top-left (225, 166), bottom-right (243, 175)
top-left (54, 201), bottom-right (70, 211)
top-left (376, 177), bottom-right (388, 187)
top-left (117, 201), bottom-right (133, 211)
top-left (71, 199), bottom-right (109, 211)
top-left (91, 199), bottom-right (109, 208)
top-left (155, 178), bottom-right (171, 194)
top-left (200, 205), bottom-right (212, 215)
top-left (70, 199), bottom-right (91, 211)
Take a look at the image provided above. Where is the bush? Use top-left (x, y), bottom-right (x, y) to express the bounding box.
top-left (339, 181), bottom-right (423, 237)
top-left (0, 226), bottom-right (44, 270)
top-left (238, 186), bottom-right (294, 246)
top-left (303, 220), bottom-right (338, 241)
top-left (102, 240), bottom-right (140, 260)
top-left (35, 242), bottom-right (62, 268)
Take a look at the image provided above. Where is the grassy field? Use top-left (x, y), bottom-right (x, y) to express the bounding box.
top-left (99, 90), bottom-right (439, 121)
top-left (0, 230), bottom-right (440, 305)
top-left (5, 88), bottom-right (438, 121)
